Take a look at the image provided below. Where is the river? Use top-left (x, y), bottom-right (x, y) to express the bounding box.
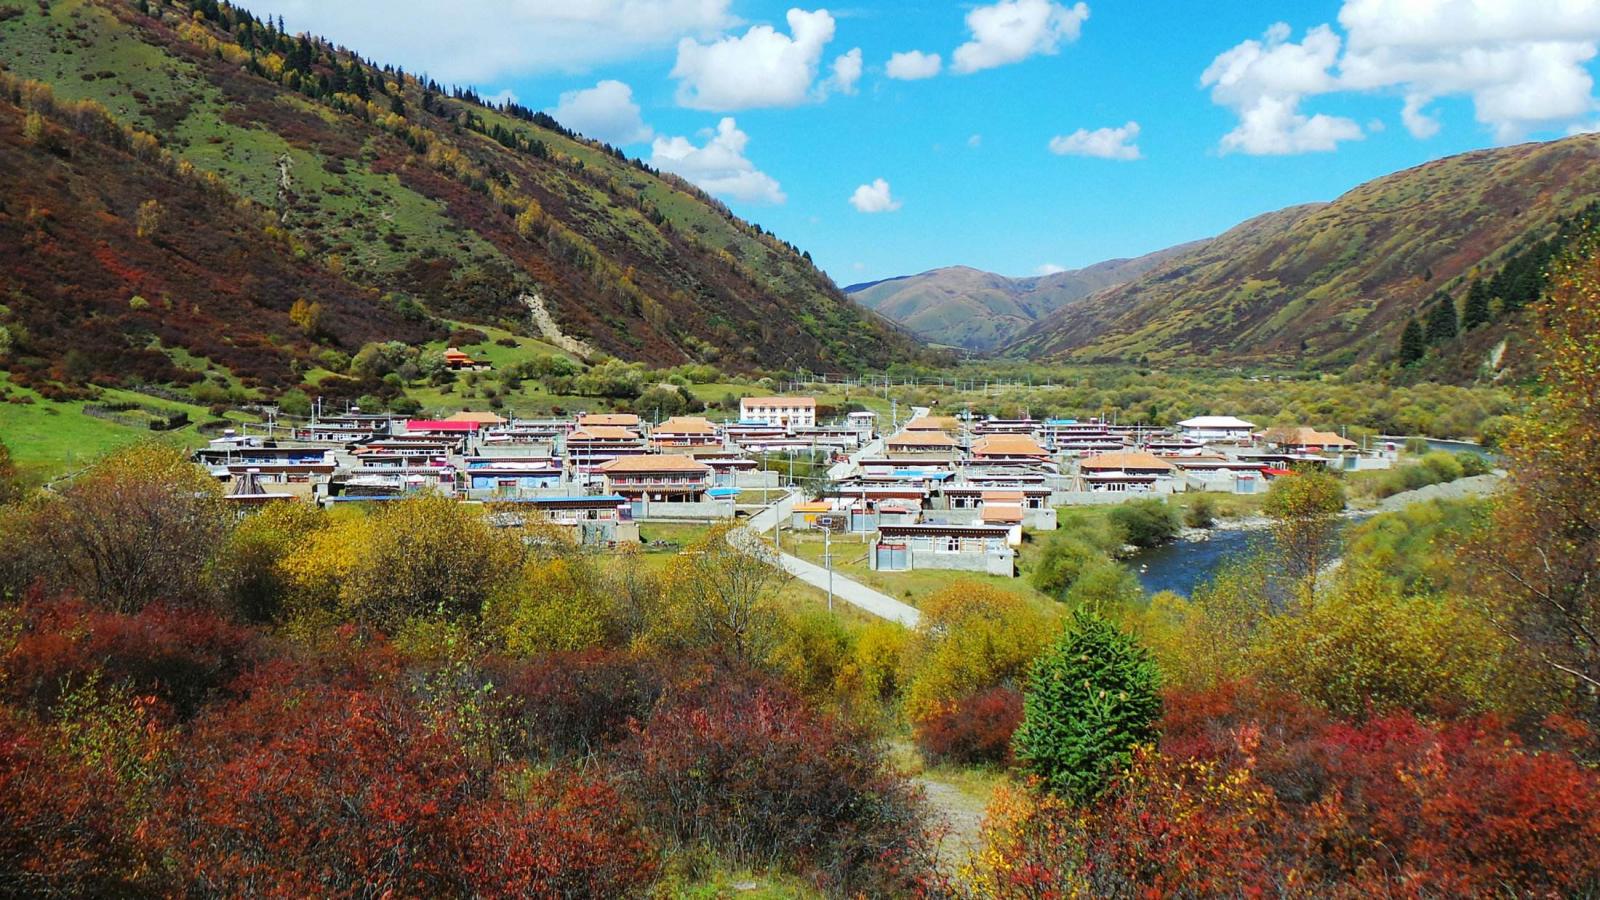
top-left (1130, 526), bottom-right (1272, 597)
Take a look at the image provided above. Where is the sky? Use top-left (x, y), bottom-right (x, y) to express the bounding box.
top-left (246, 1), bottom-right (1600, 284)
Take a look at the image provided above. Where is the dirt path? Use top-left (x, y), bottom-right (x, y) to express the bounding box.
top-left (915, 775), bottom-right (989, 869)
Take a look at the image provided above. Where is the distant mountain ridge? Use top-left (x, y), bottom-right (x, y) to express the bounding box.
top-left (1009, 133), bottom-right (1600, 370)
top-left (845, 242), bottom-right (1206, 351)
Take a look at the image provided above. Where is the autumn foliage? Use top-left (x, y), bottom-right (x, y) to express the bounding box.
top-left (961, 681), bottom-right (1600, 897)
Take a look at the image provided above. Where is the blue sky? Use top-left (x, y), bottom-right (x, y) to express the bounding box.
top-left (256, 1), bottom-right (1600, 283)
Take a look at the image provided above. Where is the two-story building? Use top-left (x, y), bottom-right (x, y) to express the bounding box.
top-left (739, 396), bottom-right (817, 430)
top-left (596, 454), bottom-right (713, 513)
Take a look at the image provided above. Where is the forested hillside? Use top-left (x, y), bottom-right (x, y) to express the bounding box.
top-left (1010, 134), bottom-right (1600, 374)
top-left (0, 0), bottom-right (917, 401)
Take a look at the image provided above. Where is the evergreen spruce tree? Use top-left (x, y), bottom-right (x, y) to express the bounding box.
top-left (1426, 294), bottom-right (1459, 343)
top-left (1011, 608), bottom-right (1161, 802)
top-left (1399, 318), bottom-right (1426, 366)
top-left (1463, 280), bottom-right (1493, 329)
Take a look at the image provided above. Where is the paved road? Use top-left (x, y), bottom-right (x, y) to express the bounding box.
top-left (741, 489), bottom-right (921, 627)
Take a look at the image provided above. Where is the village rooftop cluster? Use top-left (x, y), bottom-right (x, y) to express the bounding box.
top-left (195, 396), bottom-right (1399, 579)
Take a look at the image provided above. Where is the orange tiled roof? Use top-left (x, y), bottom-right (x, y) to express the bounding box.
top-left (1079, 450), bottom-right (1176, 471)
top-left (597, 454), bottom-right (711, 473)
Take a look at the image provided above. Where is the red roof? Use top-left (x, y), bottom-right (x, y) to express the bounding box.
top-left (405, 419), bottom-right (480, 432)
top-left (1262, 467), bottom-right (1296, 477)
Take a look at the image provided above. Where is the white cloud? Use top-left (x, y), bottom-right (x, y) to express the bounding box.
top-left (848, 178), bottom-right (902, 213)
top-left (968, 133), bottom-right (983, 147)
top-left (1035, 263), bottom-right (1068, 275)
top-left (1048, 120), bottom-right (1142, 159)
top-left (886, 49), bottom-right (943, 80)
top-left (650, 117), bottom-right (786, 204)
top-left (549, 80), bottom-right (653, 145)
top-left (1201, 23), bottom-right (1363, 155)
top-left (486, 88), bottom-right (519, 108)
top-left (241, 0), bottom-right (735, 84)
top-left (671, 8), bottom-right (839, 110)
top-left (826, 47), bottom-right (863, 95)
top-left (951, 0), bottom-right (1090, 74)
top-left (1204, 2), bottom-right (1600, 153)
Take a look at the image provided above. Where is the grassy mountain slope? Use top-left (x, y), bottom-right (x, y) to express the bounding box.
top-left (0, 0), bottom-right (915, 400)
top-left (847, 243), bottom-right (1204, 351)
top-left (1009, 134), bottom-right (1600, 369)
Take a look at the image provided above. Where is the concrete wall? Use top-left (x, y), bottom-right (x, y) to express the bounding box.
top-left (1055, 486), bottom-right (1179, 506)
top-left (735, 470), bottom-right (782, 488)
top-left (637, 500), bottom-right (735, 521)
top-left (907, 549), bottom-right (1016, 577)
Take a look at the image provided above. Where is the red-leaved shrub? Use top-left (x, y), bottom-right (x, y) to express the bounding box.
top-left (615, 673), bottom-right (936, 895)
top-left (913, 685), bottom-right (1023, 765)
top-left (159, 678), bottom-right (657, 897)
top-left (1, 595), bottom-right (265, 720)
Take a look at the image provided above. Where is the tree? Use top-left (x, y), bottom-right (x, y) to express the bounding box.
top-left (1263, 470), bottom-right (1346, 595)
top-left (281, 494), bottom-right (522, 628)
top-left (1462, 280), bottom-right (1493, 329)
top-left (1473, 236), bottom-right (1600, 724)
top-left (1012, 609), bottom-right (1161, 802)
top-left (649, 526), bottom-right (788, 665)
top-left (287, 298), bottom-right (327, 339)
top-left (134, 199), bottom-right (164, 240)
top-left (34, 444), bottom-right (228, 612)
top-left (1425, 294), bottom-right (1459, 343)
top-left (1398, 317), bottom-right (1426, 365)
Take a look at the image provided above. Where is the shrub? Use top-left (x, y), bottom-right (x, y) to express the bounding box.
top-left (902, 582), bottom-right (1053, 725)
top-left (913, 685), bottom-right (1023, 765)
top-left (161, 679), bottom-right (657, 897)
top-left (490, 649), bottom-right (670, 760)
top-left (1030, 533), bottom-right (1103, 597)
top-left (615, 674), bottom-right (934, 894)
top-left (1012, 609), bottom-right (1161, 802)
top-left (1, 597), bottom-right (264, 721)
top-left (1183, 495), bottom-right (1217, 529)
top-left (27, 444), bottom-right (228, 611)
top-left (1108, 499), bottom-right (1179, 548)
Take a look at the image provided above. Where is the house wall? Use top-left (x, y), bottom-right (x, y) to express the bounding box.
top-left (635, 500), bottom-right (735, 521)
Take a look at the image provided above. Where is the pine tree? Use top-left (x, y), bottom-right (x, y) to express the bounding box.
top-left (1463, 280), bottom-right (1493, 329)
top-left (1426, 294), bottom-right (1459, 343)
top-left (1011, 608), bottom-right (1161, 802)
top-left (1399, 318), bottom-right (1426, 365)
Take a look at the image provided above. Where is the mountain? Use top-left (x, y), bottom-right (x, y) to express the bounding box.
top-left (0, 0), bottom-right (916, 400)
top-left (846, 243), bottom-right (1204, 351)
top-left (1009, 133), bottom-right (1600, 369)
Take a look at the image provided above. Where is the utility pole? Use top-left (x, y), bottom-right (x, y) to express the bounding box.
top-left (824, 523), bottom-right (833, 613)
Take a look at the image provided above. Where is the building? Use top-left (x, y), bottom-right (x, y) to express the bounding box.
top-left (650, 416), bottom-right (721, 449)
top-left (1263, 427), bottom-right (1359, 454)
top-left (739, 396), bottom-right (817, 430)
top-left (517, 495), bottom-right (638, 546)
top-left (1076, 450), bottom-right (1178, 493)
top-left (463, 457), bottom-right (563, 497)
top-left (595, 454), bottom-right (712, 507)
top-left (442, 410), bottom-right (507, 426)
top-left (443, 347), bottom-right (487, 370)
top-left (871, 523), bottom-right (1017, 577)
top-left (885, 429), bottom-right (960, 458)
top-left (578, 412), bottom-right (642, 429)
top-left (970, 433), bottom-right (1050, 463)
top-left (903, 415), bottom-right (961, 434)
top-left (1176, 416), bottom-right (1256, 443)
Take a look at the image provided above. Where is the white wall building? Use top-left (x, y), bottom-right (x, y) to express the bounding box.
top-left (1176, 416), bottom-right (1256, 443)
top-left (739, 396), bottom-right (817, 430)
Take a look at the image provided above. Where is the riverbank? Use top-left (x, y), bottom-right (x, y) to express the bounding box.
top-left (1133, 472), bottom-right (1505, 595)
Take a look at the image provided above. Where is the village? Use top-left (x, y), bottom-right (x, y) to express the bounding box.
top-left (194, 389), bottom-right (1400, 590)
